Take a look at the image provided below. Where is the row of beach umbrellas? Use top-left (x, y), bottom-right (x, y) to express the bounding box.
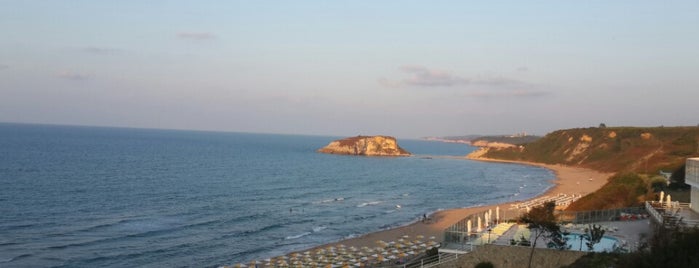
top-left (222, 235), bottom-right (439, 268)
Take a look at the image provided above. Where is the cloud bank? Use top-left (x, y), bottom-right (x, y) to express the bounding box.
top-left (380, 65), bottom-right (550, 98)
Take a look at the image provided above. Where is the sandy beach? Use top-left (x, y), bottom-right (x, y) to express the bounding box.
top-left (299, 156), bottom-right (614, 253)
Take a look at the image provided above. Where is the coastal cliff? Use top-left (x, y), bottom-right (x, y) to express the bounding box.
top-left (469, 126), bottom-right (699, 174)
top-left (318, 136), bottom-right (411, 156)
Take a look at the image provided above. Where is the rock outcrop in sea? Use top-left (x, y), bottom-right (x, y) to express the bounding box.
top-left (317, 136), bottom-right (411, 156)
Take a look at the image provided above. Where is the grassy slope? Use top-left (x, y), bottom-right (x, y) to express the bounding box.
top-left (481, 126), bottom-right (699, 211)
top-left (484, 126), bottom-right (699, 174)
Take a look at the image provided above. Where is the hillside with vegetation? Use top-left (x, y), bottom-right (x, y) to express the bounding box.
top-left (481, 126), bottom-right (699, 174)
top-left (476, 126), bottom-right (699, 210)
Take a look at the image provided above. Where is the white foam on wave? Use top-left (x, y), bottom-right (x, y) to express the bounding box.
top-left (344, 233), bottom-right (359, 239)
top-left (313, 197), bottom-right (345, 204)
top-left (285, 232), bottom-right (312, 240)
top-left (312, 226), bottom-right (327, 233)
top-left (357, 201), bottom-right (382, 208)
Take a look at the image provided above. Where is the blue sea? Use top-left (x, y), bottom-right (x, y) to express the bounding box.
top-left (0, 123), bottom-right (555, 267)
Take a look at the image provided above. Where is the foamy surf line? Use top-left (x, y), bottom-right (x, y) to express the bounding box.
top-left (356, 201), bottom-right (382, 208)
top-left (284, 226), bottom-right (328, 240)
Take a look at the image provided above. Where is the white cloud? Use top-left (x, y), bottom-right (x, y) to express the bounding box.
top-left (382, 65), bottom-right (526, 88)
top-left (399, 65), bottom-right (468, 87)
top-left (177, 32), bottom-right (217, 40)
top-left (380, 65), bottom-right (551, 99)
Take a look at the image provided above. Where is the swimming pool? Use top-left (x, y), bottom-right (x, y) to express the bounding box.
top-left (564, 234), bottom-right (619, 252)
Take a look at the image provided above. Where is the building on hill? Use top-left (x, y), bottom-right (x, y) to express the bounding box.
top-left (688, 158), bottom-right (699, 214)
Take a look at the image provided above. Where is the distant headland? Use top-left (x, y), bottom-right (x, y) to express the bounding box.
top-left (317, 135), bottom-right (411, 156)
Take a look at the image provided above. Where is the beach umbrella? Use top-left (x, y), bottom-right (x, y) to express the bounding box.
top-left (659, 191), bottom-right (665, 203)
top-left (496, 206), bottom-right (500, 223)
top-left (467, 219), bottom-right (472, 234)
top-left (666, 194), bottom-right (672, 208)
top-left (233, 264), bottom-right (246, 268)
top-left (429, 236), bottom-right (436, 240)
top-left (477, 217), bottom-right (482, 232)
top-left (488, 209), bottom-right (493, 224)
top-left (417, 235), bottom-right (424, 239)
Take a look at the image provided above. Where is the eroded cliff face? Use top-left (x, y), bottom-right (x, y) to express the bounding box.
top-left (317, 136), bottom-right (411, 156)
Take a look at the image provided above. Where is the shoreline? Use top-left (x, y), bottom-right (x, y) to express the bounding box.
top-left (281, 155), bottom-right (614, 258)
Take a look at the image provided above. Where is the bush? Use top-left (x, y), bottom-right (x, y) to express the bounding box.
top-left (475, 261), bottom-right (495, 268)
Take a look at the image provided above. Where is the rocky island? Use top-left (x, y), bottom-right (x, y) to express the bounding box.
top-left (317, 135), bottom-right (411, 156)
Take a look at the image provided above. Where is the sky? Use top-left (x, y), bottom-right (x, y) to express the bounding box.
top-left (1, 1), bottom-right (698, 138)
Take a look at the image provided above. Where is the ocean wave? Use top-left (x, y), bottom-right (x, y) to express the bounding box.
top-left (313, 197), bottom-right (346, 204)
top-left (220, 218), bottom-right (315, 240)
top-left (1, 253), bottom-right (32, 263)
top-left (284, 232), bottom-right (312, 240)
top-left (44, 218), bottom-right (222, 250)
top-left (312, 226), bottom-right (327, 233)
top-left (63, 241), bottom-right (199, 267)
top-left (356, 201), bottom-right (382, 208)
top-left (344, 233), bottom-right (359, 239)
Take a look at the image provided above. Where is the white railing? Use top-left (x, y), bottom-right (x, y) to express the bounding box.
top-left (645, 201), bottom-right (699, 227)
top-left (645, 201), bottom-right (664, 224)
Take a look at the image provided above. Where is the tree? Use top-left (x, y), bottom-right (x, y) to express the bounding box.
top-left (520, 201), bottom-right (567, 268)
top-left (599, 123), bottom-right (607, 128)
top-left (584, 224), bottom-right (606, 251)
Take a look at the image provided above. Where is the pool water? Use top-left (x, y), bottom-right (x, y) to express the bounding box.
top-left (564, 234), bottom-right (619, 252)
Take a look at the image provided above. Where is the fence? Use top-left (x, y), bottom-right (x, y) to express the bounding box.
top-left (555, 207), bottom-right (647, 224)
